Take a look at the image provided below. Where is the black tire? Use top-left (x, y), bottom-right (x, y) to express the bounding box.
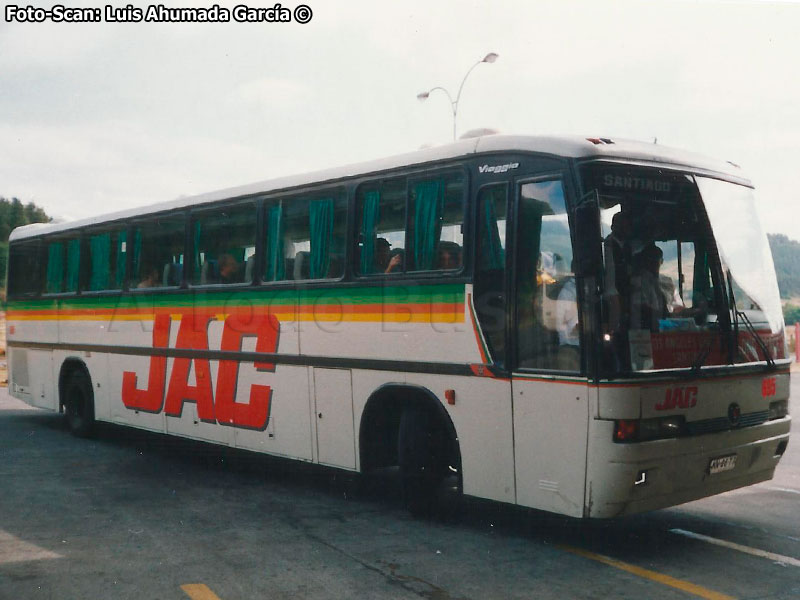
top-left (398, 405), bottom-right (447, 517)
top-left (63, 370), bottom-right (95, 438)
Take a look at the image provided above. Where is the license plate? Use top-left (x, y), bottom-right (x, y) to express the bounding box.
top-left (709, 454), bottom-right (737, 474)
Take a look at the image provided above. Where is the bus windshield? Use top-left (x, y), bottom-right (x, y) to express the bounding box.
top-left (581, 163), bottom-right (785, 374)
top-left (698, 177), bottom-right (784, 335)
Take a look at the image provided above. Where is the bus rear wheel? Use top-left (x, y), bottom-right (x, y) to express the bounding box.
top-left (398, 405), bottom-right (447, 517)
top-left (63, 370), bottom-right (95, 438)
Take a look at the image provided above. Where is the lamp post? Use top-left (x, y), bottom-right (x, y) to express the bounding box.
top-left (417, 52), bottom-right (499, 141)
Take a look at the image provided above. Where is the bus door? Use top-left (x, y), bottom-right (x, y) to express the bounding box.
top-left (510, 174), bottom-right (590, 517)
top-left (313, 367), bottom-right (356, 469)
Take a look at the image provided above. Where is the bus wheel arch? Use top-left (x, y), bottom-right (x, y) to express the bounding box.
top-left (359, 383), bottom-right (462, 513)
top-left (58, 359), bottom-right (96, 438)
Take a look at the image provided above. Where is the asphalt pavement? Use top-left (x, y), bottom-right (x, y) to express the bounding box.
top-left (0, 378), bottom-right (798, 600)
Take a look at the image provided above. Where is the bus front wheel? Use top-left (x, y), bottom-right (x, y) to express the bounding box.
top-left (63, 370), bottom-right (95, 438)
top-left (398, 405), bottom-right (447, 517)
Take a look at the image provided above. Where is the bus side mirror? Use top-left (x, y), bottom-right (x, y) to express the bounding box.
top-left (573, 190), bottom-right (602, 277)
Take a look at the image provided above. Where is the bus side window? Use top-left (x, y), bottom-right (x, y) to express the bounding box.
top-left (408, 172), bottom-right (465, 272)
top-left (515, 179), bottom-right (578, 371)
top-left (43, 237), bottom-right (81, 294)
top-left (65, 238), bottom-right (81, 293)
top-left (85, 229), bottom-right (127, 291)
top-left (45, 240), bottom-right (65, 294)
top-left (355, 178), bottom-right (407, 276)
top-left (474, 185), bottom-right (508, 366)
top-left (131, 214), bottom-right (185, 289)
top-left (263, 192), bottom-right (346, 282)
top-left (193, 203), bottom-right (257, 286)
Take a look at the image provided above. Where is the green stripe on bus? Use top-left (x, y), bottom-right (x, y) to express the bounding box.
top-left (6, 283), bottom-right (466, 311)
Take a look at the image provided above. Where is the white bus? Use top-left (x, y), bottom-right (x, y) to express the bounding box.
top-left (6, 135), bottom-right (791, 518)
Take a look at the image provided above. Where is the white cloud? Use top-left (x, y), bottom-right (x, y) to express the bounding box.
top-left (227, 77), bottom-right (308, 110)
top-left (0, 120), bottom-right (300, 219)
top-left (0, 20), bottom-right (113, 70)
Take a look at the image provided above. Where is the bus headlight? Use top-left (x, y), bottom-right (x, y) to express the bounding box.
top-left (613, 416), bottom-right (686, 443)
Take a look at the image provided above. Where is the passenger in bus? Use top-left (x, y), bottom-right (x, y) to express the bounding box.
top-left (536, 252), bottom-right (557, 286)
top-left (659, 274), bottom-right (685, 314)
top-left (629, 244), bottom-right (668, 331)
top-left (137, 266), bottom-right (160, 288)
top-left (218, 253), bottom-right (241, 284)
top-left (629, 243), bottom-right (705, 332)
top-left (436, 241), bottom-right (462, 270)
top-left (603, 211), bottom-right (635, 331)
top-left (376, 238), bottom-right (403, 273)
top-left (555, 265), bottom-right (580, 370)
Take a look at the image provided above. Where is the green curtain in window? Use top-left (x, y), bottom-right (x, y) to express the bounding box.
top-left (66, 238), bottom-right (81, 292)
top-left (309, 198), bottom-right (334, 279)
top-left (413, 180), bottom-right (444, 270)
top-left (193, 221), bottom-right (203, 282)
top-left (132, 229), bottom-right (142, 281)
top-left (264, 203), bottom-right (285, 281)
top-left (89, 233), bottom-right (111, 291)
top-left (115, 231), bottom-right (127, 289)
top-left (481, 195), bottom-right (505, 270)
top-left (46, 243), bottom-right (64, 293)
top-left (359, 191), bottom-right (380, 274)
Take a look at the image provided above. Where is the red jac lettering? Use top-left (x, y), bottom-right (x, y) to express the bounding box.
top-left (121, 313), bottom-right (171, 412)
top-left (762, 377), bottom-right (776, 398)
top-left (164, 315), bottom-right (216, 422)
top-left (655, 386), bottom-right (698, 410)
top-left (215, 313), bottom-right (278, 430)
top-left (121, 313), bottom-right (280, 429)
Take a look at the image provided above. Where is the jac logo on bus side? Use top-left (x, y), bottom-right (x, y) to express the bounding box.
top-left (121, 313), bottom-right (279, 430)
top-left (655, 386), bottom-right (698, 411)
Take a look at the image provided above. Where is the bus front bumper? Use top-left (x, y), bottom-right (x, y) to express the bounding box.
top-left (585, 416), bottom-right (791, 518)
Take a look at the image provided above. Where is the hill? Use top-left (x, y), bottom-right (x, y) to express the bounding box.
top-left (768, 233), bottom-right (800, 299)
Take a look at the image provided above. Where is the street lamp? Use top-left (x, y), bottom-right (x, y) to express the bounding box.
top-left (417, 52), bottom-right (499, 141)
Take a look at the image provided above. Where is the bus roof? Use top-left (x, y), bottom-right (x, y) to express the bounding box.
top-left (10, 134), bottom-right (749, 242)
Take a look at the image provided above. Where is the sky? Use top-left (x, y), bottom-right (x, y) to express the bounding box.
top-left (1, 0), bottom-right (800, 237)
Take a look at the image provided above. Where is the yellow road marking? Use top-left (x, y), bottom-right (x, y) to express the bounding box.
top-left (181, 583), bottom-right (223, 600)
top-left (559, 545), bottom-right (735, 600)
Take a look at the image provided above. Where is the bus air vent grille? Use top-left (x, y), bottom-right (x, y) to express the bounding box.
top-left (686, 410), bottom-right (769, 435)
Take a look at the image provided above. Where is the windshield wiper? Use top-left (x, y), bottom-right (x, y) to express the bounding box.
top-left (736, 307), bottom-right (776, 368)
top-left (726, 269), bottom-right (775, 368)
top-left (690, 339), bottom-right (713, 374)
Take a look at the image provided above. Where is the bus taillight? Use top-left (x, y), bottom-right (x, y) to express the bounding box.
top-left (614, 420), bottom-right (638, 442)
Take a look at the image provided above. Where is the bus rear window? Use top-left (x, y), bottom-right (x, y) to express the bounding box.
top-left (8, 242), bottom-right (41, 296)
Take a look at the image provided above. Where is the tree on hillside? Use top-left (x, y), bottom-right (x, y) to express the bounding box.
top-left (0, 197), bottom-right (50, 240)
top-left (768, 233), bottom-right (800, 299)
